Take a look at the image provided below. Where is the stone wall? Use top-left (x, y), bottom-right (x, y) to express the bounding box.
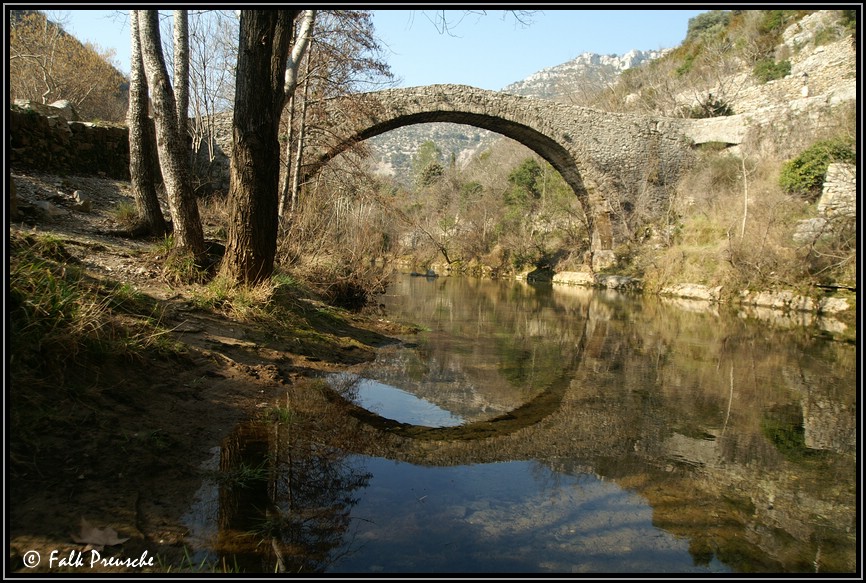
top-left (793, 162), bottom-right (856, 244)
top-left (676, 12), bottom-right (856, 159)
top-left (816, 163), bottom-right (856, 218)
top-left (726, 36), bottom-right (855, 115)
top-left (9, 108), bottom-right (130, 180)
top-left (190, 112), bottom-right (234, 192)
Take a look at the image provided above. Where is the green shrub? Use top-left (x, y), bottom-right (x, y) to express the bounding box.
top-left (676, 51), bottom-right (697, 77)
top-left (417, 162), bottom-right (444, 187)
top-left (111, 200), bottom-right (139, 227)
top-left (689, 94), bottom-right (734, 118)
top-left (685, 10), bottom-right (731, 43)
top-left (840, 9), bottom-right (857, 32)
top-left (759, 10), bottom-right (812, 36)
top-left (778, 139), bottom-right (856, 199)
top-left (752, 58), bottom-right (791, 83)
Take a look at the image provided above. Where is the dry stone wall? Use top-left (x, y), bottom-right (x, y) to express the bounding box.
top-left (793, 162), bottom-right (856, 244)
top-left (816, 163), bottom-right (856, 218)
top-left (10, 107), bottom-right (130, 180)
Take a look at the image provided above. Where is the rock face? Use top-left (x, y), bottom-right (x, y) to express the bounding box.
top-left (551, 271), bottom-right (641, 291)
top-left (816, 163), bottom-right (856, 219)
top-left (738, 290), bottom-right (849, 314)
top-left (13, 99), bottom-right (79, 121)
top-left (47, 99), bottom-right (80, 122)
top-left (552, 271), bottom-right (596, 287)
top-left (660, 283), bottom-right (722, 302)
top-left (502, 49), bottom-right (669, 100)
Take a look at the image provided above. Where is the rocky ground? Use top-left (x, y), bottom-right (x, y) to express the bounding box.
top-left (8, 171), bottom-right (409, 573)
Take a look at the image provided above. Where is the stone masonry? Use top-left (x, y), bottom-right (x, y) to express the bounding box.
top-left (308, 84), bottom-right (697, 266)
top-left (9, 105), bottom-right (130, 180)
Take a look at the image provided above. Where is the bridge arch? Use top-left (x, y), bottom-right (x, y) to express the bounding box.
top-left (306, 85), bottom-right (694, 267)
top-left (307, 110), bottom-right (592, 226)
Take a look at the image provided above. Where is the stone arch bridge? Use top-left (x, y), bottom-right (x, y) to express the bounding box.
top-left (303, 84), bottom-right (700, 267)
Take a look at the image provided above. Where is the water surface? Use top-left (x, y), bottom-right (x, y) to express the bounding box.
top-left (186, 274), bottom-right (856, 574)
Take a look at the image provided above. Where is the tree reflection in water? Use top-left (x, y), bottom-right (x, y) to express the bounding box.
top-left (201, 276), bottom-right (855, 574)
top-left (215, 415), bottom-right (372, 573)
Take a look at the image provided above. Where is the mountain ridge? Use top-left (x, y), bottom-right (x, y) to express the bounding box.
top-left (501, 48), bottom-right (668, 99)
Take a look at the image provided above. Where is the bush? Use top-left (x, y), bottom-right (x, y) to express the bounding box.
top-left (778, 139), bottom-right (856, 199)
top-left (689, 94), bottom-right (734, 118)
top-left (752, 58), bottom-right (791, 83)
top-left (685, 10), bottom-right (731, 43)
top-left (759, 10), bottom-right (811, 35)
top-left (418, 162), bottom-right (444, 187)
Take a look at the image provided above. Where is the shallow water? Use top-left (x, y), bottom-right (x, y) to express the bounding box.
top-left (328, 373), bottom-right (465, 427)
top-left (328, 456), bottom-right (730, 574)
top-left (185, 274), bottom-right (857, 574)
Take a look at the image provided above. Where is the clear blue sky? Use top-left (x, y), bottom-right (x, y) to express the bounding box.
top-left (57, 8), bottom-right (707, 91)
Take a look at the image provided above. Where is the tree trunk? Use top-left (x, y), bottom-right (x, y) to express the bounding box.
top-left (740, 156), bottom-right (749, 240)
top-left (127, 11), bottom-right (168, 237)
top-left (288, 47), bottom-right (313, 217)
top-left (278, 94), bottom-right (295, 219)
top-left (276, 10), bottom-right (318, 218)
top-left (284, 11), bottom-right (316, 97)
top-left (137, 10), bottom-right (205, 257)
top-left (220, 10), bottom-right (298, 284)
top-left (173, 10), bottom-right (190, 145)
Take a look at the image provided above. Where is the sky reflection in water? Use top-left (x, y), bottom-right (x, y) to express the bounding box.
top-left (329, 456), bottom-right (730, 574)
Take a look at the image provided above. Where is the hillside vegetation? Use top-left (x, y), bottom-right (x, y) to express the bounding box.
top-left (8, 10), bottom-right (857, 302)
top-left (6, 11), bottom-right (856, 571)
top-left (597, 9), bottom-right (858, 294)
top-left (360, 9), bottom-right (856, 299)
top-left (9, 10), bottom-right (129, 122)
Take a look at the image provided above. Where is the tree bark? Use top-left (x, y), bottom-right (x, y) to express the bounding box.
top-left (173, 10), bottom-right (190, 145)
top-left (740, 156), bottom-right (749, 240)
top-left (278, 93), bottom-right (296, 219)
top-left (220, 10), bottom-right (299, 284)
top-left (127, 10), bottom-right (168, 237)
top-left (138, 9), bottom-right (205, 257)
top-left (289, 49), bottom-right (313, 217)
top-left (284, 10), bottom-right (316, 98)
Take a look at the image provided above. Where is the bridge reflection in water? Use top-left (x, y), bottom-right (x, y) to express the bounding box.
top-left (187, 275), bottom-right (856, 574)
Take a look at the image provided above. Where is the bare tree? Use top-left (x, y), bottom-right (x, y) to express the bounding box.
top-left (9, 10), bottom-right (128, 121)
top-left (422, 9), bottom-right (537, 35)
top-left (173, 10), bottom-right (189, 142)
top-left (126, 10), bottom-right (168, 237)
top-left (188, 11), bottom-right (237, 190)
top-left (279, 10), bottom-right (394, 217)
top-left (282, 49), bottom-right (313, 218)
top-left (137, 9), bottom-right (205, 257)
top-left (279, 11), bottom-right (317, 218)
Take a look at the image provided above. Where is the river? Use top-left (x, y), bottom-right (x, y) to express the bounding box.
top-left (186, 274), bottom-right (857, 574)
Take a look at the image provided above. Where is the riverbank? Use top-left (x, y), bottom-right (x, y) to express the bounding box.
top-left (8, 171), bottom-right (415, 573)
top-left (401, 257), bottom-right (856, 343)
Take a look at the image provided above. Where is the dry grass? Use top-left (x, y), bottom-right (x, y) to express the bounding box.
top-left (9, 232), bottom-right (178, 372)
top-left (636, 132), bottom-right (852, 293)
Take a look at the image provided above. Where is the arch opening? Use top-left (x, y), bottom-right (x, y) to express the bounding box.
top-left (304, 111), bottom-right (592, 214)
